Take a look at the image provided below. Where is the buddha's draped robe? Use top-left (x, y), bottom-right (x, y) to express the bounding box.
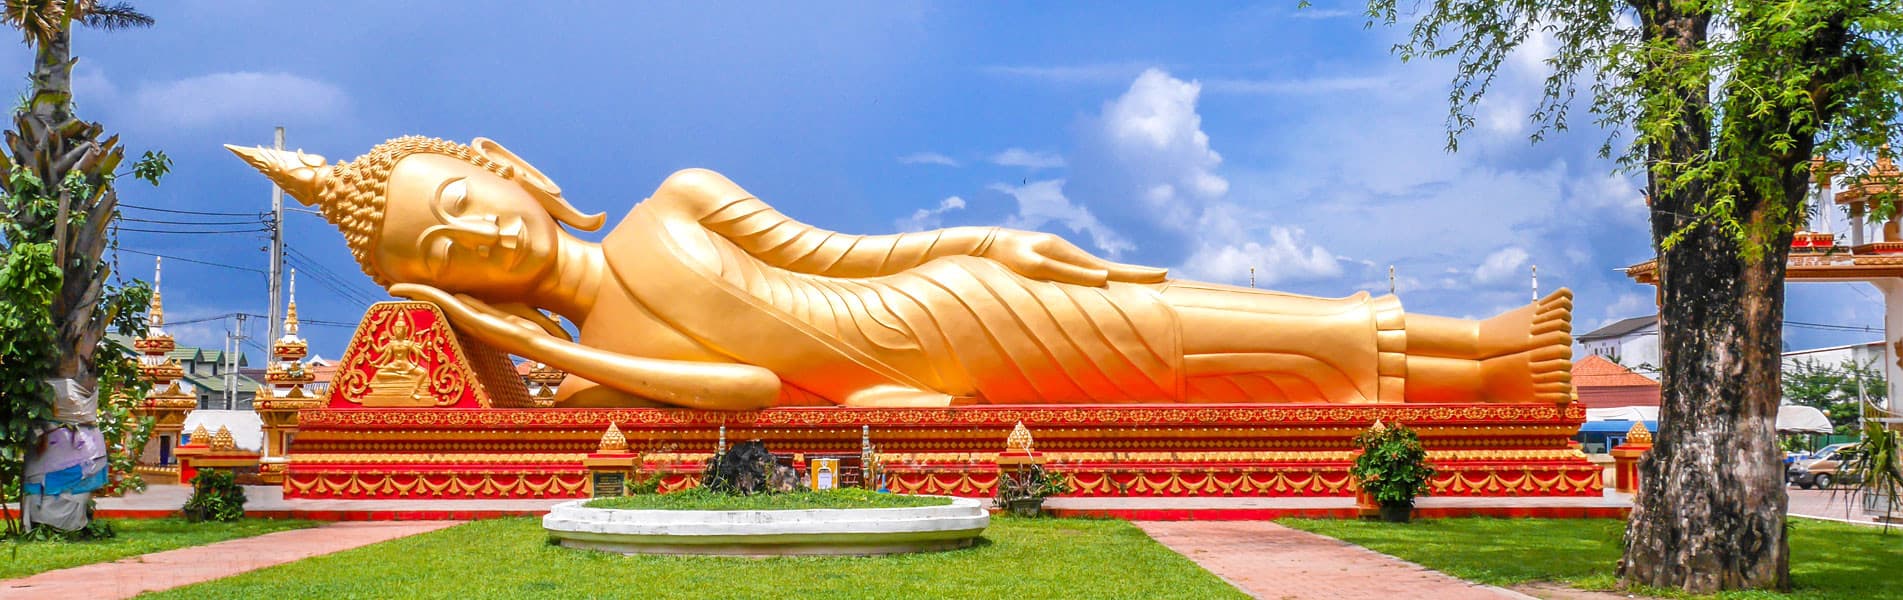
top-left (600, 177), bottom-right (1401, 405)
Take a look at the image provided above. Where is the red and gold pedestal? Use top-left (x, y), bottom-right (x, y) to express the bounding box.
top-left (1610, 422), bottom-right (1653, 494)
top-left (282, 302), bottom-right (1602, 500)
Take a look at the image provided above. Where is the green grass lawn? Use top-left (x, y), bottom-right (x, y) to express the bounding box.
top-left (1280, 517), bottom-right (1903, 599)
top-left (584, 488), bottom-right (954, 510)
top-left (1, 518), bottom-right (318, 579)
top-left (145, 517), bottom-right (1245, 600)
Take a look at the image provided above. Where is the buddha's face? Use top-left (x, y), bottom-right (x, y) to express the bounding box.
top-left (376, 154), bottom-right (560, 297)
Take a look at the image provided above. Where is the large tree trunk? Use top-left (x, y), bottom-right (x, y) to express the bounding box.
top-left (1618, 2), bottom-right (1795, 593)
top-left (1621, 210), bottom-right (1793, 592)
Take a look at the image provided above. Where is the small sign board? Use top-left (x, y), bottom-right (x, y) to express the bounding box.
top-left (592, 471), bottom-right (626, 498)
top-left (811, 458), bottom-right (839, 490)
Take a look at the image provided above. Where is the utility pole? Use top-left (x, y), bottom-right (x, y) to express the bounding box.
top-left (226, 313), bottom-right (249, 410)
top-left (267, 127), bottom-right (285, 346)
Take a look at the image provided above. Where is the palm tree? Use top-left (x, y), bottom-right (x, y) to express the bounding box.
top-left (0, 1), bottom-right (153, 386)
top-left (0, 1), bottom-right (152, 535)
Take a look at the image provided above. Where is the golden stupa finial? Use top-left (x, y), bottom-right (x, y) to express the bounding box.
top-left (284, 268), bottom-right (299, 337)
top-left (1005, 421), bottom-right (1034, 453)
top-left (189, 424), bottom-right (210, 445)
top-left (598, 422), bottom-right (629, 453)
top-left (149, 256), bottom-right (164, 328)
top-left (1626, 421), bottom-right (1653, 445)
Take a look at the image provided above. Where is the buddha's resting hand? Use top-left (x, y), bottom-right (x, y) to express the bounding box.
top-left (980, 230), bottom-right (1168, 287)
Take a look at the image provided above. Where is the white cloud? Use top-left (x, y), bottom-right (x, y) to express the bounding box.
top-left (1179, 226), bottom-right (1342, 285)
top-left (1096, 68), bottom-right (1230, 227)
top-left (1474, 247), bottom-right (1531, 284)
top-left (895, 196), bottom-right (967, 232)
top-left (989, 148), bottom-right (1066, 170)
top-left (898, 152), bottom-right (960, 167)
top-left (131, 72), bottom-right (348, 129)
top-left (1203, 76), bottom-right (1388, 95)
top-left (992, 179), bottom-right (1132, 256)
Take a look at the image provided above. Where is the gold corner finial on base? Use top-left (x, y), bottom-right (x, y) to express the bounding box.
top-left (1626, 421), bottom-right (1653, 445)
top-left (189, 424), bottom-right (211, 445)
top-left (210, 426), bottom-right (237, 452)
top-left (598, 422), bottom-right (629, 453)
top-left (1006, 421), bottom-right (1034, 453)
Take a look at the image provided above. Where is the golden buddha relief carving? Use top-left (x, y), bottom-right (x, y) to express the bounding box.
top-left (363, 311), bottom-right (432, 406)
top-left (229, 136), bottom-right (1574, 411)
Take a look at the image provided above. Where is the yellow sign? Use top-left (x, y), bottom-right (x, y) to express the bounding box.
top-left (811, 458), bottom-right (839, 490)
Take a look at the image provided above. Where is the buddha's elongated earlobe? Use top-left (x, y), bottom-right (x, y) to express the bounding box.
top-left (470, 137), bottom-right (607, 232)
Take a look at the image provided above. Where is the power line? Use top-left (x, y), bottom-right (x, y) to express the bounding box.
top-left (117, 216), bottom-right (266, 226)
top-left (285, 255), bottom-right (379, 307)
top-left (115, 226), bottom-right (270, 235)
top-left (285, 246), bottom-right (382, 300)
top-left (1785, 320), bottom-right (1882, 333)
top-left (121, 203), bottom-right (263, 218)
top-left (117, 248), bottom-right (267, 275)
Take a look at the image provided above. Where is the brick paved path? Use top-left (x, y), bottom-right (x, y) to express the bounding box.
top-left (1137, 520), bottom-right (1536, 600)
top-left (0, 520), bottom-right (461, 599)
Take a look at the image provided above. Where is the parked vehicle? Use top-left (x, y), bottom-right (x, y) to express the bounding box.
top-left (1789, 443), bottom-right (1858, 489)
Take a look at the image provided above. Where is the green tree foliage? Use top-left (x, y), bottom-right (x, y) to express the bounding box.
top-left (1783, 357), bottom-right (1884, 437)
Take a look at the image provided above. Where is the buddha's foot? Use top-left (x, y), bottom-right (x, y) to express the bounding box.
top-left (1477, 289), bottom-right (1574, 402)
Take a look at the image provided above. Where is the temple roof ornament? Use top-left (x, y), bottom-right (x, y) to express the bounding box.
top-left (187, 424), bottom-right (211, 446)
top-left (263, 269), bottom-right (320, 407)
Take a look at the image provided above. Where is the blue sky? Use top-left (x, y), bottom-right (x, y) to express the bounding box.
top-left (11, 0), bottom-right (1883, 363)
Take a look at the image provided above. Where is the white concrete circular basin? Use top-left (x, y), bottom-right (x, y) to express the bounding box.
top-left (542, 496), bottom-right (990, 556)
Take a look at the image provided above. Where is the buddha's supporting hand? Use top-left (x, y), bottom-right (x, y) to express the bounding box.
top-left (390, 283), bottom-right (783, 410)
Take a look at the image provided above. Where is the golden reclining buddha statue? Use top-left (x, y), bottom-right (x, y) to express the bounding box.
top-left (228, 136), bottom-right (1572, 410)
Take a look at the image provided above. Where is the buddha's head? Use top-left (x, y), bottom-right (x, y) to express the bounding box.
top-left (226, 137), bottom-right (605, 299)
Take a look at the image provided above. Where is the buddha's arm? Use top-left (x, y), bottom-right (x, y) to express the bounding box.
top-left (651, 169), bottom-right (999, 277)
top-left (390, 284), bottom-right (782, 410)
top-left (651, 168), bottom-right (1166, 284)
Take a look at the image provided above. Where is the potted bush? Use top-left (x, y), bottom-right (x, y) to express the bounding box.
top-left (995, 464), bottom-right (1069, 517)
top-left (1350, 420), bottom-right (1435, 523)
top-left (182, 469), bottom-right (247, 523)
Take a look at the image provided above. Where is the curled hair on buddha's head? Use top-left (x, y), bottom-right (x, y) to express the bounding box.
top-left (225, 136), bottom-right (607, 287)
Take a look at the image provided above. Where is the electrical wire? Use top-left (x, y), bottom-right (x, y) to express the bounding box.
top-left (117, 248), bottom-right (267, 275)
top-left (121, 203), bottom-right (263, 218)
top-left (116, 216), bottom-right (266, 226)
top-left (114, 226), bottom-right (270, 235)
